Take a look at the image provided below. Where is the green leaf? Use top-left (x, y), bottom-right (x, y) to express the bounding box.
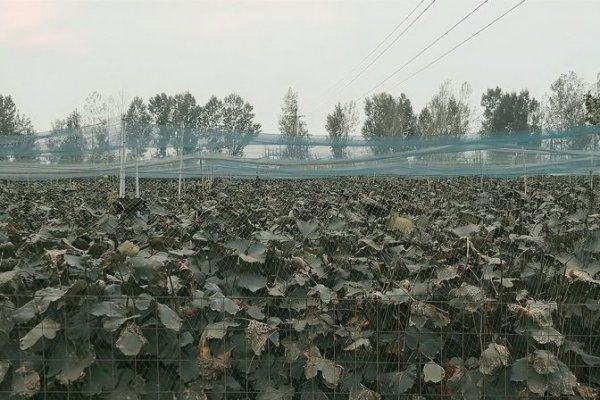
top-left (461, 370), bottom-right (482, 400)
top-left (349, 383), bottom-right (380, 400)
top-left (103, 315), bottom-right (140, 332)
top-left (296, 219), bottom-right (319, 239)
top-left (359, 238), bottom-right (383, 252)
top-left (157, 303), bottom-right (182, 332)
top-left (237, 273), bottom-right (268, 293)
top-left (255, 231), bottom-right (292, 242)
top-left (452, 223), bottom-right (480, 238)
top-left (547, 361), bottom-right (577, 396)
top-left (89, 301), bottom-right (127, 318)
top-left (343, 338), bottom-right (371, 351)
top-left (146, 201), bottom-right (171, 216)
top-left (479, 343), bottom-right (510, 375)
top-left (423, 361), bottom-right (445, 383)
top-left (449, 283), bottom-right (485, 312)
top-left (209, 293), bottom-right (240, 315)
top-left (257, 385), bottom-right (294, 400)
top-left (242, 242), bottom-right (267, 264)
top-left (304, 347), bottom-right (343, 387)
top-left (564, 340), bottom-right (600, 365)
top-left (307, 284), bottom-right (337, 304)
top-left (116, 322), bottom-right (147, 356)
top-left (204, 321), bottom-right (240, 340)
top-left (526, 370), bottom-right (548, 395)
top-left (532, 350), bottom-right (558, 375)
top-left (19, 318), bottom-right (61, 350)
top-left (530, 326), bottom-right (563, 346)
top-left (0, 360), bottom-right (10, 384)
top-left (379, 364), bottom-right (417, 395)
top-left (510, 357), bottom-right (529, 382)
top-left (410, 301), bottom-right (450, 328)
top-left (47, 341), bottom-right (96, 385)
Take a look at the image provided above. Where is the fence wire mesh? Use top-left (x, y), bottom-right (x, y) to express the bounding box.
top-left (1, 174), bottom-right (600, 399)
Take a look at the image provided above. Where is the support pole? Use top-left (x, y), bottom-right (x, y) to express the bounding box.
top-left (119, 117), bottom-right (126, 198)
top-left (178, 129), bottom-right (184, 201)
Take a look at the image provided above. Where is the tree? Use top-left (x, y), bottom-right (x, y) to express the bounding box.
top-left (198, 95), bottom-right (224, 153)
top-left (49, 110), bottom-right (85, 163)
top-left (325, 101), bottom-right (358, 158)
top-left (417, 81), bottom-right (472, 136)
top-left (585, 74), bottom-right (600, 126)
top-left (83, 91), bottom-right (116, 162)
top-left (362, 93), bottom-right (416, 154)
top-left (480, 87), bottom-right (541, 134)
top-left (124, 97), bottom-right (152, 160)
top-left (585, 93), bottom-right (600, 126)
top-left (0, 95), bottom-right (36, 160)
top-left (172, 92), bottom-right (201, 155)
top-left (278, 88), bottom-right (309, 159)
top-left (219, 94), bottom-right (261, 156)
top-left (148, 93), bottom-right (174, 157)
top-left (543, 71), bottom-right (586, 131)
top-left (12, 114), bottom-right (36, 161)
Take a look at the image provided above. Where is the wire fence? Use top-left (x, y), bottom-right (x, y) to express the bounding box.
top-left (1, 174), bottom-right (599, 399)
top-left (1, 123), bottom-right (600, 182)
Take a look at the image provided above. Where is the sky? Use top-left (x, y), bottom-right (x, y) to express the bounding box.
top-left (1, 0), bottom-right (599, 135)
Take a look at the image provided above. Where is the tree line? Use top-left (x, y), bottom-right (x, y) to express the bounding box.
top-left (0, 70), bottom-right (599, 162)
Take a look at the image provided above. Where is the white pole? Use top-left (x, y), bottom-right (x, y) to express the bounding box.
top-left (135, 158), bottom-right (140, 198)
top-left (178, 129), bottom-right (184, 201)
top-left (119, 117), bottom-right (126, 198)
top-left (522, 147), bottom-right (527, 197)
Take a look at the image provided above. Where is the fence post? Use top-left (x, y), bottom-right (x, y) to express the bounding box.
top-left (119, 117), bottom-right (126, 198)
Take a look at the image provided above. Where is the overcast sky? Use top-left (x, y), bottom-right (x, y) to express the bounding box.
top-left (1, 0), bottom-right (599, 134)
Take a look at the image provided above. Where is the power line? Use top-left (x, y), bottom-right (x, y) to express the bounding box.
top-left (337, 0), bottom-right (436, 94)
top-left (309, 0), bottom-right (426, 113)
top-left (358, 0), bottom-right (490, 99)
top-left (348, 0), bottom-right (427, 78)
top-left (309, 0), bottom-right (435, 114)
top-left (377, 0), bottom-right (527, 98)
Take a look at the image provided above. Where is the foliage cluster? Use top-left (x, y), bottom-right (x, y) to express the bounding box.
top-left (0, 177), bottom-right (599, 399)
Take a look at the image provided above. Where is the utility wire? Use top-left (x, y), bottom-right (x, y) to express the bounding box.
top-left (347, 0), bottom-right (427, 78)
top-left (364, 0), bottom-right (527, 99)
top-left (358, 0), bottom-right (490, 99)
top-left (309, 0), bottom-right (435, 114)
top-left (317, 0), bottom-right (427, 100)
top-left (338, 0), bottom-right (436, 94)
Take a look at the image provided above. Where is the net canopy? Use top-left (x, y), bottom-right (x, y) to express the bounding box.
top-left (0, 123), bottom-right (598, 179)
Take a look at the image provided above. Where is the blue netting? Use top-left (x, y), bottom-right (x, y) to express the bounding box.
top-left (0, 124), bottom-right (598, 179)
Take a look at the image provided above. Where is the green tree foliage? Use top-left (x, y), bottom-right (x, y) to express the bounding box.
top-left (145, 92), bottom-right (261, 157)
top-left (83, 92), bottom-right (117, 162)
top-left (218, 94), bottom-right (262, 156)
top-left (325, 101), bottom-right (358, 158)
top-left (417, 81), bottom-right (472, 136)
top-left (279, 88), bottom-right (310, 159)
top-left (362, 93), bottom-right (416, 154)
top-left (543, 71), bottom-right (586, 131)
top-left (148, 93), bottom-right (174, 157)
top-left (124, 97), bottom-right (152, 160)
top-left (201, 94), bottom-right (262, 156)
top-left (585, 93), bottom-right (600, 126)
top-left (48, 110), bottom-right (85, 163)
top-left (0, 95), bottom-right (35, 160)
top-left (172, 92), bottom-right (202, 155)
top-left (480, 87), bottom-right (541, 134)
top-left (585, 75), bottom-right (600, 126)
